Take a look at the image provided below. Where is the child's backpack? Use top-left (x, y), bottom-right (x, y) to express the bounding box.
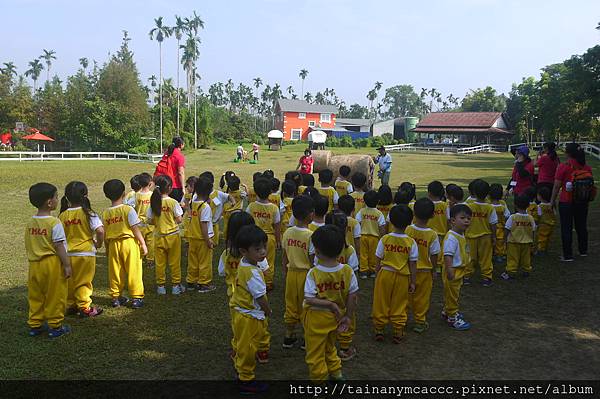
top-left (571, 165), bottom-right (596, 203)
top-left (154, 153), bottom-right (175, 182)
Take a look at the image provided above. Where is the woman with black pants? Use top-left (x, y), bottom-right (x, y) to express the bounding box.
top-left (551, 143), bottom-right (593, 261)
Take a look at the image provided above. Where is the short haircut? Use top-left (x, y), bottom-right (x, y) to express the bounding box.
top-left (427, 180), bottom-right (444, 198)
top-left (413, 198), bottom-right (434, 220)
top-left (185, 175), bottom-right (199, 189)
top-left (271, 177), bottom-right (280, 192)
top-left (337, 194), bottom-right (355, 216)
top-left (314, 195), bottom-right (330, 217)
top-left (394, 189), bottom-right (413, 205)
top-left (449, 203), bottom-right (472, 218)
top-left (281, 180), bottom-right (297, 199)
top-left (489, 183), bottom-right (504, 201)
top-left (339, 165), bottom-right (351, 177)
top-left (398, 182), bottom-right (416, 200)
top-left (129, 175), bottom-right (141, 191)
top-left (351, 172), bottom-right (367, 189)
top-left (378, 185), bottom-right (393, 206)
top-left (537, 185), bottom-right (552, 202)
top-left (262, 169), bottom-right (274, 179)
top-left (468, 179), bottom-right (481, 195)
top-left (303, 186), bottom-right (320, 200)
top-left (447, 184), bottom-right (464, 202)
top-left (103, 179), bottom-right (126, 201)
top-left (325, 210), bottom-right (348, 234)
top-left (284, 171), bottom-right (302, 187)
top-left (29, 182), bottom-right (57, 208)
top-left (311, 224), bottom-right (345, 258)
top-left (472, 179), bottom-right (490, 200)
top-left (228, 175), bottom-right (241, 191)
top-left (524, 186), bottom-right (537, 202)
top-left (292, 195), bottom-right (315, 220)
top-left (514, 194), bottom-right (530, 211)
top-left (138, 172), bottom-right (153, 188)
top-left (199, 171), bottom-right (214, 183)
top-left (318, 169), bottom-right (333, 185)
top-left (195, 177), bottom-right (213, 197)
top-left (364, 190), bottom-right (379, 208)
top-left (226, 211), bottom-right (255, 257)
top-left (389, 205), bottom-right (413, 230)
top-left (252, 172), bottom-right (263, 182)
top-left (253, 178), bottom-right (272, 200)
top-left (302, 173), bottom-right (315, 187)
top-left (235, 225), bottom-right (268, 251)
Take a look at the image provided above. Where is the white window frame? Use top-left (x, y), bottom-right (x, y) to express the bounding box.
top-left (291, 129), bottom-right (302, 141)
top-left (298, 112), bottom-right (306, 119)
top-left (320, 113), bottom-right (331, 123)
top-left (308, 120), bottom-right (316, 127)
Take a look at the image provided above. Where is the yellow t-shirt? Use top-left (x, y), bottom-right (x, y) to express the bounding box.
top-left (466, 202), bottom-right (497, 238)
top-left (345, 216), bottom-right (360, 247)
top-left (537, 203), bottom-right (556, 226)
top-left (337, 245), bottom-right (359, 272)
top-left (102, 204), bottom-right (140, 241)
top-left (298, 185), bottom-right (307, 195)
top-left (527, 202), bottom-right (539, 223)
top-left (405, 224), bottom-right (440, 270)
top-left (187, 200), bottom-right (214, 240)
top-left (224, 190), bottom-right (244, 217)
top-left (375, 232), bottom-right (418, 274)
top-left (268, 193), bottom-right (280, 207)
top-left (506, 213), bottom-right (536, 244)
top-left (308, 221), bottom-right (324, 232)
top-left (282, 226), bottom-right (314, 270)
top-left (350, 191), bottom-right (365, 217)
top-left (125, 190), bottom-right (137, 206)
top-left (24, 215), bottom-right (66, 262)
top-left (247, 187), bottom-right (257, 204)
top-left (491, 200), bottom-right (510, 229)
top-left (428, 200), bottom-right (449, 236)
top-left (317, 186), bottom-right (338, 211)
top-left (247, 201), bottom-right (280, 235)
top-left (218, 250), bottom-right (241, 297)
top-left (280, 197), bottom-right (294, 230)
top-left (58, 207), bottom-right (102, 255)
top-left (134, 192), bottom-right (153, 225)
top-left (443, 230), bottom-right (470, 268)
top-left (230, 260), bottom-right (268, 320)
top-left (355, 207), bottom-right (385, 237)
top-left (147, 197), bottom-right (183, 236)
top-left (335, 179), bottom-right (353, 197)
top-left (303, 263), bottom-right (358, 312)
top-left (377, 203), bottom-right (393, 224)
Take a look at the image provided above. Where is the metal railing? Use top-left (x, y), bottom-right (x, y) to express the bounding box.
top-left (0, 151), bottom-right (162, 163)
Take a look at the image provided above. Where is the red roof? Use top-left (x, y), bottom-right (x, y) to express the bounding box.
top-left (412, 112), bottom-right (513, 135)
top-left (22, 132), bottom-right (55, 141)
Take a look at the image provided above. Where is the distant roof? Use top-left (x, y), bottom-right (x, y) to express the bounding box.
top-left (277, 99), bottom-right (337, 114)
top-left (412, 112), bottom-right (513, 135)
top-left (336, 118), bottom-right (371, 127)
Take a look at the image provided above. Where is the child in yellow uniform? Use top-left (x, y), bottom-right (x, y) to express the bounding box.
top-left (308, 195), bottom-right (328, 232)
top-left (124, 174), bottom-right (140, 207)
top-left (464, 180), bottom-right (497, 286)
top-left (246, 178), bottom-right (281, 291)
top-left (350, 172), bottom-right (367, 217)
top-left (355, 190), bottom-right (386, 279)
top-left (501, 195), bottom-right (536, 279)
top-left (246, 172), bottom-right (263, 205)
top-left (102, 179), bottom-right (147, 308)
top-left (59, 181), bottom-right (105, 317)
top-left (406, 198), bottom-right (440, 333)
top-left (536, 186), bottom-right (556, 254)
top-left (338, 195), bottom-right (361, 260)
top-left (426, 181), bottom-right (448, 274)
top-left (230, 225), bottom-right (271, 394)
top-left (279, 180), bottom-right (296, 236)
top-left (186, 177), bottom-right (216, 293)
top-left (26, 183), bottom-right (72, 338)
top-left (268, 177), bottom-right (280, 207)
top-left (465, 179), bottom-right (480, 204)
top-left (134, 173), bottom-right (154, 266)
top-left (335, 165), bottom-right (354, 197)
top-left (282, 196), bottom-right (315, 349)
top-left (223, 175), bottom-right (246, 240)
top-left (147, 175), bottom-right (184, 295)
top-left (299, 174), bottom-right (315, 195)
top-left (317, 169), bottom-right (339, 211)
top-left (303, 224), bottom-right (358, 382)
top-left (181, 175), bottom-right (198, 241)
top-left (377, 185), bottom-right (394, 232)
top-left (372, 205), bottom-right (418, 343)
top-left (445, 184), bottom-right (465, 208)
top-left (442, 204), bottom-right (472, 330)
top-left (489, 183), bottom-right (511, 264)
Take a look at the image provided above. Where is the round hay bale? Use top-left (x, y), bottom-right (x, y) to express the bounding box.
top-left (311, 150), bottom-right (333, 172)
top-left (328, 155), bottom-right (376, 190)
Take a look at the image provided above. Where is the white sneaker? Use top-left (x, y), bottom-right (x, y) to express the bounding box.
top-left (156, 285), bottom-right (167, 295)
top-left (171, 284), bottom-right (185, 295)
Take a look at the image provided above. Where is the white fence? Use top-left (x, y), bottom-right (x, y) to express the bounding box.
top-left (508, 142), bottom-right (600, 160)
top-left (0, 151), bottom-right (162, 163)
top-left (385, 143), bottom-right (507, 154)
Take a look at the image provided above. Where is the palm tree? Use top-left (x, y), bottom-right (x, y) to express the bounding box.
top-left (286, 85), bottom-right (294, 98)
top-left (78, 57), bottom-right (89, 70)
top-left (25, 59), bottom-right (44, 92)
top-left (41, 49), bottom-right (56, 83)
top-left (299, 69), bottom-right (308, 98)
top-left (173, 15), bottom-right (187, 136)
top-left (367, 89), bottom-right (377, 119)
top-left (374, 81), bottom-right (383, 92)
top-left (185, 11), bottom-right (205, 35)
top-left (149, 16), bottom-right (172, 153)
top-left (181, 35), bottom-right (200, 109)
top-left (304, 92), bottom-right (313, 103)
top-left (1, 62), bottom-right (17, 77)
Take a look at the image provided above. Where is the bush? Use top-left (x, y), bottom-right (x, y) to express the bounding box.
top-left (339, 135), bottom-right (353, 147)
top-left (326, 136), bottom-right (340, 147)
top-left (353, 138), bottom-right (370, 148)
top-left (371, 136), bottom-right (385, 148)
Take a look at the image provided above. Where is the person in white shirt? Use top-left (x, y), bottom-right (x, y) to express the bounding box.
top-left (375, 146), bottom-right (392, 186)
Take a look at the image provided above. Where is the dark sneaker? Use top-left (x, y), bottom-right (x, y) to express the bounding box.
top-left (462, 277), bottom-right (471, 285)
top-left (481, 278), bottom-right (493, 287)
top-left (500, 272), bottom-right (514, 280)
top-left (29, 325), bottom-right (47, 337)
top-left (186, 282), bottom-right (198, 291)
top-left (374, 333), bottom-right (384, 342)
top-left (448, 317), bottom-right (471, 331)
top-left (111, 296), bottom-right (129, 307)
top-left (131, 299), bottom-right (144, 309)
top-left (413, 321), bottom-right (429, 333)
top-left (198, 284), bottom-right (216, 293)
top-left (282, 336), bottom-right (297, 349)
top-left (338, 346), bottom-right (357, 361)
top-left (48, 325), bottom-right (71, 338)
top-left (580, 253), bottom-right (588, 257)
top-left (392, 329), bottom-right (405, 344)
top-left (79, 306), bottom-right (103, 317)
top-left (369, 272), bottom-right (377, 278)
top-left (521, 272), bottom-right (530, 278)
top-left (359, 272), bottom-right (368, 280)
top-left (65, 306), bottom-right (78, 316)
top-left (560, 256), bottom-right (574, 262)
top-left (300, 339), bottom-right (305, 350)
top-left (256, 351), bottom-right (269, 364)
top-left (238, 380), bottom-right (268, 395)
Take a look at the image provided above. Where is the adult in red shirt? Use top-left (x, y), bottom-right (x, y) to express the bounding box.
top-left (296, 149), bottom-right (314, 175)
top-left (536, 142), bottom-right (560, 192)
top-left (551, 143), bottom-right (593, 261)
top-left (163, 137), bottom-right (186, 202)
top-left (507, 145), bottom-right (534, 196)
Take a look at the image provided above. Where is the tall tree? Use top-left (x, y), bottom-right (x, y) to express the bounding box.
top-left (1, 62), bottom-right (17, 77)
top-left (25, 59), bottom-right (44, 92)
top-left (149, 16), bottom-right (172, 152)
top-left (299, 69), bottom-right (308, 98)
top-left (382, 84), bottom-right (423, 118)
top-left (78, 57), bottom-right (89, 70)
top-left (304, 92), bottom-right (312, 103)
top-left (41, 49), bottom-right (56, 83)
top-left (461, 86), bottom-right (506, 112)
top-left (173, 15), bottom-right (187, 135)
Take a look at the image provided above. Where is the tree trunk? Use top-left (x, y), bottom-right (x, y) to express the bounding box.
top-left (159, 42), bottom-right (163, 153)
top-left (176, 39), bottom-right (180, 136)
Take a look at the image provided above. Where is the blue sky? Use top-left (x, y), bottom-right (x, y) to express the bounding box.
top-left (2, 0), bottom-right (599, 105)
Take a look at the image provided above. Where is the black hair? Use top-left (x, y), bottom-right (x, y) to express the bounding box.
top-left (427, 180), bottom-right (444, 199)
top-left (325, 211), bottom-right (348, 247)
top-left (377, 185), bottom-right (393, 206)
top-left (389, 205), bottom-right (413, 230)
top-left (235, 224), bottom-right (268, 251)
top-left (302, 186), bottom-right (320, 200)
top-left (220, 171), bottom-right (236, 189)
top-left (252, 171), bottom-right (263, 182)
top-left (138, 172), bottom-right (153, 188)
top-left (565, 143), bottom-right (586, 165)
top-left (311, 224), bottom-right (344, 258)
top-left (60, 181), bottom-right (94, 220)
top-left (226, 211), bottom-right (255, 258)
top-left (318, 169), bottom-right (333, 185)
top-left (185, 175), bottom-right (199, 189)
top-left (195, 177), bottom-right (213, 199)
top-left (394, 189), bottom-right (412, 205)
top-left (524, 186), bottom-right (537, 202)
top-left (468, 179), bottom-right (481, 196)
top-left (537, 185), bottom-right (552, 202)
top-left (413, 197), bottom-right (434, 221)
top-left (446, 184), bottom-right (464, 202)
top-left (227, 175), bottom-right (241, 192)
top-left (398, 182), bottom-right (416, 201)
top-left (364, 190), bottom-right (379, 208)
top-left (284, 171), bottom-right (302, 188)
top-left (281, 180), bottom-right (297, 200)
top-left (254, 178), bottom-right (272, 200)
top-left (151, 175), bottom-right (173, 217)
top-left (130, 175), bottom-right (141, 191)
top-left (339, 165), bottom-right (351, 178)
top-left (514, 194), bottom-right (530, 211)
top-left (337, 194), bottom-right (355, 216)
top-left (543, 142), bottom-right (558, 161)
top-left (489, 183), bottom-right (504, 201)
top-left (167, 136), bottom-right (184, 156)
top-left (304, 148), bottom-right (312, 156)
top-left (351, 172), bottom-right (367, 189)
top-left (271, 177), bottom-right (280, 193)
top-left (29, 182), bottom-right (57, 208)
top-left (314, 195), bottom-right (330, 217)
top-left (302, 173), bottom-right (315, 187)
top-left (262, 169), bottom-right (275, 179)
top-left (199, 171), bottom-right (215, 183)
top-left (291, 195), bottom-right (315, 221)
top-left (472, 179), bottom-right (490, 200)
top-left (449, 203), bottom-right (472, 218)
top-left (103, 179), bottom-right (126, 201)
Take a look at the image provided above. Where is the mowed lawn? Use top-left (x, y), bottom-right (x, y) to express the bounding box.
top-left (1, 143), bottom-right (599, 380)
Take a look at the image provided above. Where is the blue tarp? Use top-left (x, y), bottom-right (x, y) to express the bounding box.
top-left (331, 131), bottom-right (370, 140)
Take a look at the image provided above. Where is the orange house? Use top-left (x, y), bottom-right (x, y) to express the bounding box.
top-left (274, 99), bottom-right (337, 141)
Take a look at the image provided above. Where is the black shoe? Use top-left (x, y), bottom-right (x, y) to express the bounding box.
top-left (282, 336), bottom-right (297, 349)
top-left (238, 380), bottom-right (268, 394)
top-left (300, 339), bottom-right (306, 350)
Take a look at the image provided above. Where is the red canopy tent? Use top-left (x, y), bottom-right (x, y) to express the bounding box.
top-left (22, 132), bottom-right (55, 151)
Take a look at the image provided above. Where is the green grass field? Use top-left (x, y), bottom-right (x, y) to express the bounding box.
top-left (1, 143), bottom-right (599, 380)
